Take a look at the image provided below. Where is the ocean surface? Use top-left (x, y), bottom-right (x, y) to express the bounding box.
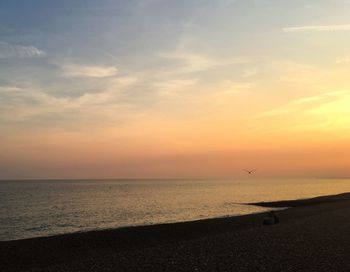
top-left (1, 178), bottom-right (350, 241)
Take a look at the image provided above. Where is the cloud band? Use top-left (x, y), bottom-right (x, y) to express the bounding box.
top-left (283, 24), bottom-right (350, 33)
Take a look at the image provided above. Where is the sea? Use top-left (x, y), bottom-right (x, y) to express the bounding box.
top-left (1, 178), bottom-right (350, 241)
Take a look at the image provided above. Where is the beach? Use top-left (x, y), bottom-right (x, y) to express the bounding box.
top-left (1, 193), bottom-right (350, 271)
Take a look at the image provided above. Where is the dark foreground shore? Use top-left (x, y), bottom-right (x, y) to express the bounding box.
top-left (2, 193), bottom-right (350, 272)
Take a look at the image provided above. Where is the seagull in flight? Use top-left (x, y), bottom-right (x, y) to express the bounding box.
top-left (243, 169), bottom-right (257, 175)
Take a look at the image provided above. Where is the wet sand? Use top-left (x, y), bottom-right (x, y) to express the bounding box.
top-left (1, 193), bottom-right (350, 272)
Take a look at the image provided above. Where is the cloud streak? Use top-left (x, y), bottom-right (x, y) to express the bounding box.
top-left (62, 64), bottom-right (118, 78)
top-left (283, 24), bottom-right (350, 33)
top-left (255, 90), bottom-right (350, 118)
top-left (0, 74), bottom-right (141, 127)
top-left (0, 41), bottom-right (46, 58)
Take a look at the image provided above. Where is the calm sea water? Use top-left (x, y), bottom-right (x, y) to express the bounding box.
top-left (1, 178), bottom-right (350, 241)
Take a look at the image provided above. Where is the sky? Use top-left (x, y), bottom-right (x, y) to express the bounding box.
top-left (1, 0), bottom-right (350, 179)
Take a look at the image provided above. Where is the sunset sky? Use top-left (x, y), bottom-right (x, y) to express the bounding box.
top-left (1, 0), bottom-right (350, 179)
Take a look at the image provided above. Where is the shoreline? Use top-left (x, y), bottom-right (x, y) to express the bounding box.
top-left (2, 192), bottom-right (350, 271)
top-left (247, 192), bottom-right (350, 207)
top-left (3, 192), bottom-right (347, 243)
top-left (2, 192), bottom-right (347, 243)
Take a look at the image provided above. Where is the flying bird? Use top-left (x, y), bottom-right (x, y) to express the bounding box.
top-left (243, 169), bottom-right (257, 174)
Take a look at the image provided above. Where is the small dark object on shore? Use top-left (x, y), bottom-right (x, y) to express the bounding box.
top-left (263, 211), bottom-right (279, 225)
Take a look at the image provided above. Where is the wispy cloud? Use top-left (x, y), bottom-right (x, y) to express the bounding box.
top-left (159, 51), bottom-right (219, 74)
top-left (214, 81), bottom-right (254, 97)
top-left (0, 41), bottom-right (46, 58)
top-left (159, 50), bottom-right (250, 76)
top-left (335, 56), bottom-right (350, 64)
top-left (62, 64), bottom-right (118, 78)
top-left (283, 24), bottom-right (350, 33)
top-left (242, 68), bottom-right (259, 78)
top-left (154, 79), bottom-right (198, 96)
top-left (0, 75), bottom-right (140, 127)
top-left (255, 90), bottom-right (349, 118)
